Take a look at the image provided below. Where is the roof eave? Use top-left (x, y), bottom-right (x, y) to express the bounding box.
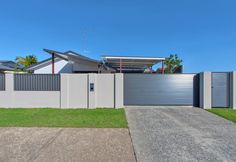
top-left (43, 49), bottom-right (69, 61)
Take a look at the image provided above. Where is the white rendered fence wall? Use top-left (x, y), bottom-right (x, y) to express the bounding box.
top-left (0, 74), bottom-right (60, 108)
top-left (0, 74), bottom-right (124, 108)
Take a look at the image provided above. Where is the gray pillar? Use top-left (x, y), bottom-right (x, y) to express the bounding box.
top-left (230, 72), bottom-right (236, 109)
top-left (115, 73), bottom-right (124, 108)
top-left (199, 72), bottom-right (212, 109)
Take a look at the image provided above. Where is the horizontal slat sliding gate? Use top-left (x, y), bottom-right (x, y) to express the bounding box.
top-left (14, 74), bottom-right (60, 91)
top-left (212, 72), bottom-right (230, 108)
top-left (124, 74), bottom-right (199, 106)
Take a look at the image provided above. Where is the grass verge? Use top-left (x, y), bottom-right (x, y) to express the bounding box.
top-left (207, 108), bottom-right (236, 123)
top-left (0, 108), bottom-right (128, 128)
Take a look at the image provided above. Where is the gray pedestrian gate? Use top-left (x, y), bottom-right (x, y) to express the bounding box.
top-left (212, 72), bottom-right (230, 107)
top-left (124, 74), bottom-right (199, 106)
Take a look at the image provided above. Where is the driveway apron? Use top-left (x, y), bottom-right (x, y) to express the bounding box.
top-left (125, 107), bottom-right (236, 162)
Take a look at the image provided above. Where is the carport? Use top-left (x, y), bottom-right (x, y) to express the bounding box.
top-left (102, 56), bottom-right (165, 73)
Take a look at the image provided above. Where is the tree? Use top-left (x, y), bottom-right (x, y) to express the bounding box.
top-left (15, 55), bottom-right (38, 71)
top-left (164, 54), bottom-right (182, 73)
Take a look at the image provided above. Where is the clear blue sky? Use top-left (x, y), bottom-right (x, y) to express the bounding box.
top-left (0, 0), bottom-right (235, 72)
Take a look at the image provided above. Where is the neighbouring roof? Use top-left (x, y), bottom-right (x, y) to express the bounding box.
top-left (102, 56), bottom-right (165, 71)
top-left (0, 60), bottom-right (16, 65)
top-left (0, 60), bottom-right (13, 63)
top-left (0, 61), bottom-right (16, 71)
top-left (0, 64), bottom-right (14, 71)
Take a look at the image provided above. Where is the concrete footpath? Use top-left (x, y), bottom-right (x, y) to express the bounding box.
top-left (0, 128), bottom-right (136, 162)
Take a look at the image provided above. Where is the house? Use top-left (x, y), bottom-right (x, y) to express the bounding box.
top-left (27, 49), bottom-right (102, 74)
top-left (27, 49), bottom-right (166, 74)
top-left (0, 61), bottom-right (17, 73)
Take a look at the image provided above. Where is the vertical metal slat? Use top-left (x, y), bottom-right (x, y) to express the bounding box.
top-left (14, 74), bottom-right (60, 91)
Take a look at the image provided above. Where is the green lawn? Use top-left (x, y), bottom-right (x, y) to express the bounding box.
top-left (207, 108), bottom-right (236, 123)
top-left (0, 108), bottom-right (128, 128)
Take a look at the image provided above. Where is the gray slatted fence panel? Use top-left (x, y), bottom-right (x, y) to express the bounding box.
top-left (0, 74), bottom-right (5, 91)
top-left (14, 74), bottom-right (60, 91)
top-left (212, 72), bottom-right (230, 107)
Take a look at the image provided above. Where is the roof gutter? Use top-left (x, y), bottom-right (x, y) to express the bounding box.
top-left (102, 56), bottom-right (166, 61)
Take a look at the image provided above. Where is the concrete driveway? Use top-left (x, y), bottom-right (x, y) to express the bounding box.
top-left (126, 107), bottom-right (236, 162)
top-left (0, 128), bottom-right (135, 162)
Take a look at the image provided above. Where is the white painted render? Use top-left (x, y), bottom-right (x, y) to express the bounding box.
top-left (34, 60), bottom-right (72, 74)
top-left (96, 74), bottom-right (115, 108)
top-left (33, 59), bottom-right (99, 74)
top-left (12, 92), bottom-right (60, 108)
top-left (60, 74), bottom-right (122, 109)
top-left (61, 74), bottom-right (88, 108)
